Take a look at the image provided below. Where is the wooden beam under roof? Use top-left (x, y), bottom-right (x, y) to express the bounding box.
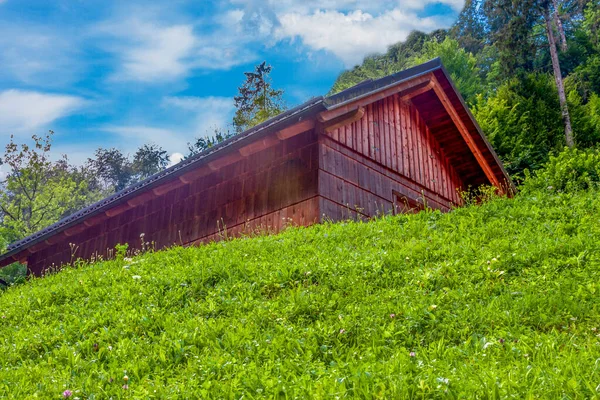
top-left (399, 81), bottom-right (435, 101)
top-left (323, 107), bottom-right (365, 133)
top-left (429, 75), bottom-right (502, 191)
top-left (318, 74), bottom-right (432, 122)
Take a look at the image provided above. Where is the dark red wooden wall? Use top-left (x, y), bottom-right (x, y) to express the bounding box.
top-left (27, 130), bottom-right (320, 275)
top-left (318, 93), bottom-right (464, 221)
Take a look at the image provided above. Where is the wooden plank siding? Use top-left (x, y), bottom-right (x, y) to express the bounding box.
top-left (318, 136), bottom-right (456, 222)
top-left (321, 94), bottom-right (464, 218)
top-left (26, 129), bottom-right (320, 275)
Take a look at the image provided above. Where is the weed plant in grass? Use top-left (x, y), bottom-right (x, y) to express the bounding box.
top-left (1, 190), bottom-right (600, 398)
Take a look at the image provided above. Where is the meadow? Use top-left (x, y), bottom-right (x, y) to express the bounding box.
top-left (1, 188), bottom-right (600, 398)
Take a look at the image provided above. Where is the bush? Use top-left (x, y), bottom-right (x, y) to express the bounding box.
top-left (0, 262), bottom-right (27, 288)
top-left (473, 73), bottom-right (564, 177)
top-left (522, 146), bottom-right (600, 193)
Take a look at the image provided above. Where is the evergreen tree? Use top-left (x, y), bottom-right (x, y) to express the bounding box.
top-left (483, 0), bottom-right (539, 77)
top-left (410, 37), bottom-right (483, 105)
top-left (233, 62), bottom-right (286, 133)
top-left (450, 0), bottom-right (488, 53)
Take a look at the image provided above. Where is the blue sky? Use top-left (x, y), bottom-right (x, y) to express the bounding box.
top-left (0, 0), bottom-right (463, 174)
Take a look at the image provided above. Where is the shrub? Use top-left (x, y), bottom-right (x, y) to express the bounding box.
top-left (522, 146), bottom-right (600, 193)
top-left (0, 262), bottom-right (27, 288)
top-left (114, 243), bottom-right (129, 260)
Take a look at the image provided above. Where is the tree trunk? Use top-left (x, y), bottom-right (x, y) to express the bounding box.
top-left (545, 10), bottom-right (574, 148)
top-left (551, 0), bottom-right (568, 51)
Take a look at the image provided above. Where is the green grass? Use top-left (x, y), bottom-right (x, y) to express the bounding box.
top-left (1, 190), bottom-right (600, 399)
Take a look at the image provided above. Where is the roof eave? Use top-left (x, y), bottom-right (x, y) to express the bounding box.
top-left (435, 64), bottom-right (515, 192)
top-left (324, 58), bottom-right (443, 110)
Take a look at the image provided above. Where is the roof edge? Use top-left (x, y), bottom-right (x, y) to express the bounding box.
top-left (434, 64), bottom-right (515, 192)
top-left (324, 58), bottom-right (443, 109)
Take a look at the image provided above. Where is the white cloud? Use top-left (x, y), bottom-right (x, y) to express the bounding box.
top-left (439, 0), bottom-right (466, 11)
top-left (0, 90), bottom-right (85, 134)
top-left (234, 0), bottom-right (464, 14)
top-left (97, 13), bottom-right (257, 82)
top-left (124, 24), bottom-right (196, 81)
top-left (167, 152), bottom-right (185, 167)
top-left (96, 19), bottom-right (196, 82)
top-left (276, 9), bottom-right (440, 66)
top-left (93, 0), bottom-right (461, 81)
top-left (233, 0), bottom-right (463, 67)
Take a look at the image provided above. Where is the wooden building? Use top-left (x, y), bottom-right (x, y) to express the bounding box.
top-left (0, 59), bottom-right (512, 275)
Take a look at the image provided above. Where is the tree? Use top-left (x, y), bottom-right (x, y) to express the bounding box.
top-left (0, 132), bottom-right (97, 239)
top-left (86, 148), bottom-right (132, 192)
top-left (551, 0), bottom-right (569, 51)
top-left (451, 0), bottom-right (488, 53)
top-left (87, 143), bottom-right (169, 191)
top-left (483, 0), bottom-right (540, 77)
top-left (329, 30), bottom-right (449, 94)
top-left (409, 37), bottom-right (483, 105)
top-left (132, 144), bottom-right (169, 181)
top-left (583, 0), bottom-right (600, 49)
top-left (483, 0), bottom-right (575, 146)
top-left (473, 73), bottom-right (565, 176)
top-left (233, 62), bottom-right (286, 133)
top-left (544, 3), bottom-right (575, 147)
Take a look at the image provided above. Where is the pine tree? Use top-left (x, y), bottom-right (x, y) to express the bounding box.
top-left (484, 0), bottom-right (575, 146)
top-left (233, 62), bottom-right (286, 133)
top-left (483, 0), bottom-right (539, 77)
top-left (451, 0), bottom-right (487, 53)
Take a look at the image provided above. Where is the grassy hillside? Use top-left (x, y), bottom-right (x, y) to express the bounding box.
top-left (1, 190), bottom-right (600, 398)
